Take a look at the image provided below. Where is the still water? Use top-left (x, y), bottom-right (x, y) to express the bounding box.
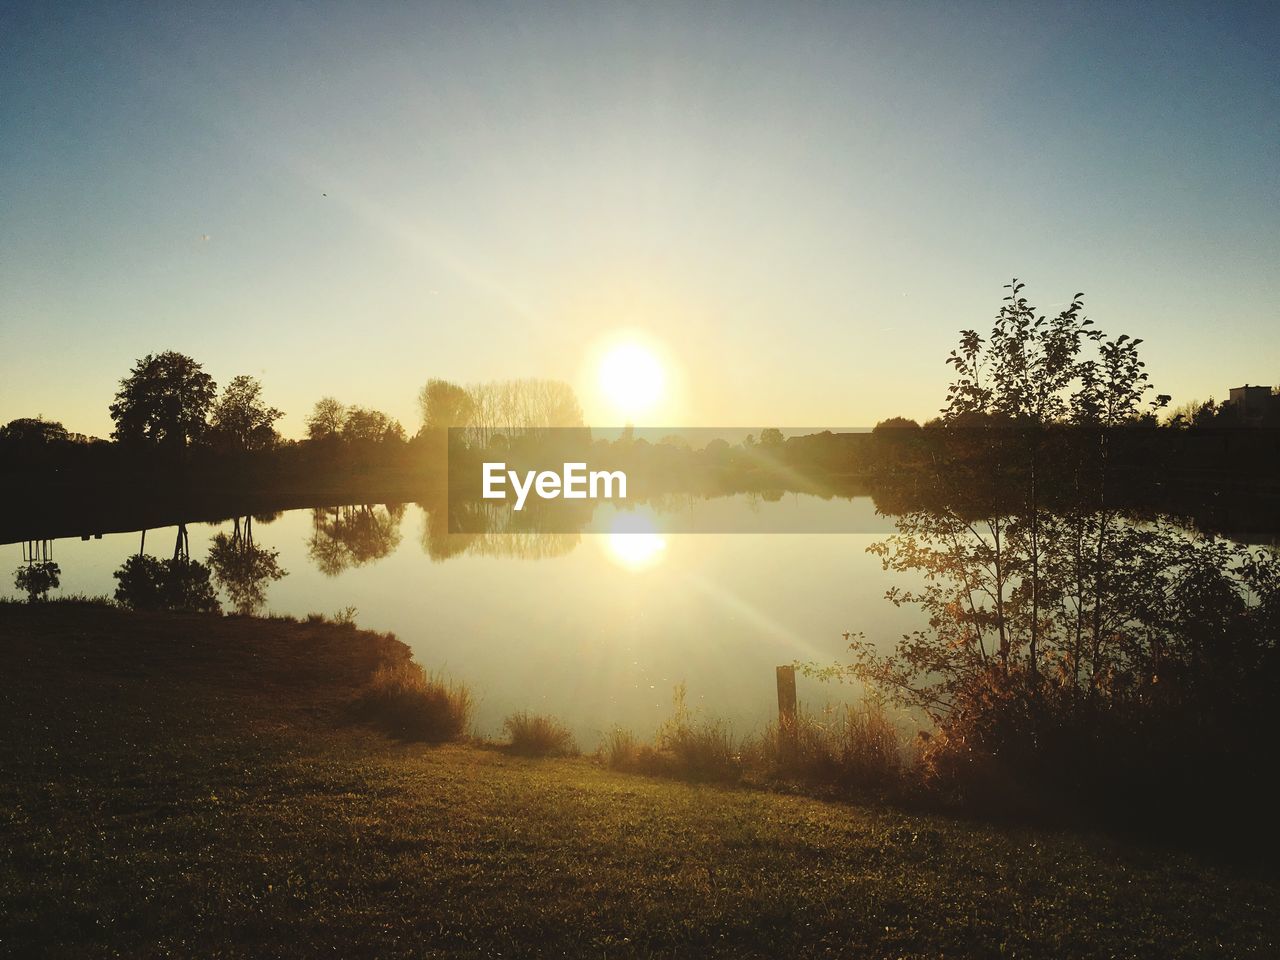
top-left (5, 495), bottom-right (922, 744)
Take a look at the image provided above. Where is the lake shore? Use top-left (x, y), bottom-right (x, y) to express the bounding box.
top-left (2, 600), bottom-right (1276, 958)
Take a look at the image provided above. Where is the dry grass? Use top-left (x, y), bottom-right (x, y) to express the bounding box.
top-left (603, 690), bottom-right (905, 791)
top-left (503, 711), bottom-right (578, 756)
top-left (754, 699), bottom-right (905, 788)
top-left (604, 685), bottom-right (742, 782)
top-left (353, 661), bottom-right (472, 742)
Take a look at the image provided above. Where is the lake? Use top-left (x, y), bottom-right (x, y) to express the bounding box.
top-left (4, 494), bottom-right (924, 744)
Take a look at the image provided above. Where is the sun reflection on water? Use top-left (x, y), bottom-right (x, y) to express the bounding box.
top-left (603, 512), bottom-right (667, 570)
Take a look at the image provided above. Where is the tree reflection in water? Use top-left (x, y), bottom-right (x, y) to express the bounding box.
top-left (208, 515), bottom-right (287, 614)
top-left (113, 524), bottom-right (220, 612)
top-left (306, 504), bottom-right (405, 576)
top-left (419, 498), bottom-right (579, 563)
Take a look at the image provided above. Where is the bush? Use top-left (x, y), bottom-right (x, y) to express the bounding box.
top-left (113, 554), bottom-right (220, 613)
top-left (354, 662), bottom-right (472, 742)
top-left (503, 711), bottom-right (577, 756)
top-left (604, 685), bottom-right (742, 782)
top-left (657, 717), bottom-right (739, 782)
top-left (602, 726), bottom-right (642, 769)
top-left (14, 561), bottom-right (60, 602)
top-left (756, 699), bottom-right (904, 789)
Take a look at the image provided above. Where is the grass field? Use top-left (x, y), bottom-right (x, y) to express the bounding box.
top-left (2, 601), bottom-right (1277, 958)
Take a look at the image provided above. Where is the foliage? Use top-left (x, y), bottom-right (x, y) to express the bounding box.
top-left (822, 281), bottom-right (1276, 822)
top-left (653, 685), bottom-right (740, 782)
top-left (306, 504), bottom-right (404, 576)
top-left (0, 417), bottom-right (70, 445)
top-left (207, 375), bottom-right (283, 452)
top-left (418, 378), bottom-right (476, 432)
top-left (503, 711), bottom-right (578, 756)
top-left (753, 698), bottom-right (903, 788)
top-left (207, 518), bottom-right (287, 614)
top-left (758, 427), bottom-right (784, 447)
top-left (943, 281), bottom-right (1168, 425)
top-left (331, 605), bottom-right (359, 626)
top-left (451, 378), bottom-right (584, 449)
top-left (606, 685), bottom-right (741, 782)
top-left (341, 406), bottom-right (406, 443)
top-left (352, 662), bottom-right (472, 742)
top-left (305, 396), bottom-right (347, 441)
top-left (601, 726), bottom-right (646, 770)
top-left (304, 397), bottom-right (404, 443)
top-left (109, 352), bottom-right (217, 449)
top-left (14, 561), bottom-right (60, 602)
top-left (113, 554), bottom-right (220, 613)
top-left (1164, 397), bottom-right (1220, 428)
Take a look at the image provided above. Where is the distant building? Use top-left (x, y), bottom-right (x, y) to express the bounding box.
top-left (1225, 384), bottom-right (1277, 423)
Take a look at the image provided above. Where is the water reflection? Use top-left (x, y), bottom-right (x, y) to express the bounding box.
top-left (113, 524), bottom-right (219, 612)
top-left (420, 498), bottom-right (580, 562)
top-left (6, 486), bottom-right (1277, 746)
top-left (13, 539), bottom-right (59, 601)
top-left (208, 515), bottom-right (287, 614)
top-left (307, 504), bottom-right (405, 575)
top-left (604, 511), bottom-right (667, 570)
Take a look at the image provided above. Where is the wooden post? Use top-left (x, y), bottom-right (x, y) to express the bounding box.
top-left (776, 665), bottom-right (797, 760)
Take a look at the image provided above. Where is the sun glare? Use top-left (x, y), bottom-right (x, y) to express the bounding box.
top-left (604, 513), bottom-right (667, 570)
top-left (598, 341), bottom-right (665, 418)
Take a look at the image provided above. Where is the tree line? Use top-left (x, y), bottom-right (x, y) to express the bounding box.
top-left (0, 350), bottom-right (584, 460)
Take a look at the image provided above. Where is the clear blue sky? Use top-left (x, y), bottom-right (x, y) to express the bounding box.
top-left (2, 1), bottom-right (1276, 436)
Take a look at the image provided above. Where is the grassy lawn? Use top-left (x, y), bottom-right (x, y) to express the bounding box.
top-left (2, 602), bottom-right (1276, 958)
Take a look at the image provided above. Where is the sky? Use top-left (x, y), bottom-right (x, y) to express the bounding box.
top-left (2, 1), bottom-right (1277, 438)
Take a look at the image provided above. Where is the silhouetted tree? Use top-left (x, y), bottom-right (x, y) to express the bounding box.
top-left (341, 407), bottom-right (406, 443)
top-left (873, 417), bottom-right (921, 432)
top-left (306, 397), bottom-right (347, 440)
top-left (839, 291), bottom-right (1134, 712)
top-left (813, 283), bottom-right (1280, 825)
top-left (14, 561), bottom-right (60, 601)
top-left (1164, 398), bottom-right (1227, 428)
top-left (0, 417), bottom-right (70, 445)
top-left (109, 352), bottom-right (216, 450)
top-left (871, 418), bottom-right (925, 472)
top-left (759, 428), bottom-right (784, 448)
top-left (418, 379), bottom-right (475, 432)
top-left (207, 375), bottom-right (283, 452)
top-left (457, 379), bottom-right (583, 448)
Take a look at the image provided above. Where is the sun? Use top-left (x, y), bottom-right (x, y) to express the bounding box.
top-left (598, 341), bottom-right (664, 419)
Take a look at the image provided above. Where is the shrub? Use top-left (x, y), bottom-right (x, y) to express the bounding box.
top-left (354, 662), bottom-right (472, 742)
top-left (602, 685), bottom-right (742, 782)
top-left (656, 714), bottom-right (740, 782)
top-left (14, 561), bottom-right (60, 602)
top-left (602, 726), bottom-right (642, 769)
top-left (756, 699), bottom-right (904, 789)
top-left (601, 726), bottom-right (672, 776)
top-left (113, 554), bottom-right (220, 613)
top-left (503, 711), bottom-right (577, 757)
